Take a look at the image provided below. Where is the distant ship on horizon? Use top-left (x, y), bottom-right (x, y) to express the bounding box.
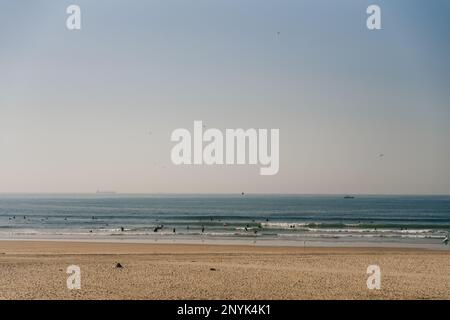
top-left (96, 190), bottom-right (117, 195)
top-left (344, 195), bottom-right (355, 199)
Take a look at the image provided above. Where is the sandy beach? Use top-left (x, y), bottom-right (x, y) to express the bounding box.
top-left (0, 241), bottom-right (449, 300)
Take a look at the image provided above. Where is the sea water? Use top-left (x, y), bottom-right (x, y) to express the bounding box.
top-left (0, 194), bottom-right (449, 247)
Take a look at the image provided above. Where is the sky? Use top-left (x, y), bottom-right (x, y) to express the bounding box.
top-left (0, 0), bottom-right (450, 194)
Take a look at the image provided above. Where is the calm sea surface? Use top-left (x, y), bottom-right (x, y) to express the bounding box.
top-left (0, 194), bottom-right (449, 245)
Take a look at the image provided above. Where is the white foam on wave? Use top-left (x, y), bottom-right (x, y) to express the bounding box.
top-left (261, 222), bottom-right (308, 229)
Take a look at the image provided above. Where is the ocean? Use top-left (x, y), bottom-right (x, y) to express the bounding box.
top-left (0, 194), bottom-right (449, 247)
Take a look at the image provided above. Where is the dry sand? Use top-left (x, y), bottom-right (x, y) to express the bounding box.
top-left (0, 241), bottom-right (449, 300)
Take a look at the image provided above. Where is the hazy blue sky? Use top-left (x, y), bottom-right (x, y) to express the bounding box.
top-left (1, 0), bottom-right (449, 194)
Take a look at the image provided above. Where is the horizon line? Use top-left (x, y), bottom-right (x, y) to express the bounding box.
top-left (0, 192), bottom-right (449, 197)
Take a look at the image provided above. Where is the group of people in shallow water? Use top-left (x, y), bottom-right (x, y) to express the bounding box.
top-left (114, 221), bottom-right (263, 235)
top-left (10, 215), bottom-right (450, 246)
top-left (8, 216), bottom-right (27, 220)
top-left (99, 220), bottom-right (450, 246)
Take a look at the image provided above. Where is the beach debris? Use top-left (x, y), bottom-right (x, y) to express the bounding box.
top-left (210, 268), bottom-right (216, 271)
top-left (115, 262), bottom-right (123, 268)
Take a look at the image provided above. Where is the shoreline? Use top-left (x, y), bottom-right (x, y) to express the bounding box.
top-left (0, 235), bottom-right (448, 251)
top-left (0, 239), bottom-right (446, 254)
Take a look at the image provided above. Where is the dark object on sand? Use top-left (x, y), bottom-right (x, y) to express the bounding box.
top-left (210, 268), bottom-right (216, 271)
top-left (115, 263), bottom-right (123, 268)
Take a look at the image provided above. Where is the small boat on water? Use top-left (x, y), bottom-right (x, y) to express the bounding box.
top-left (344, 195), bottom-right (355, 199)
